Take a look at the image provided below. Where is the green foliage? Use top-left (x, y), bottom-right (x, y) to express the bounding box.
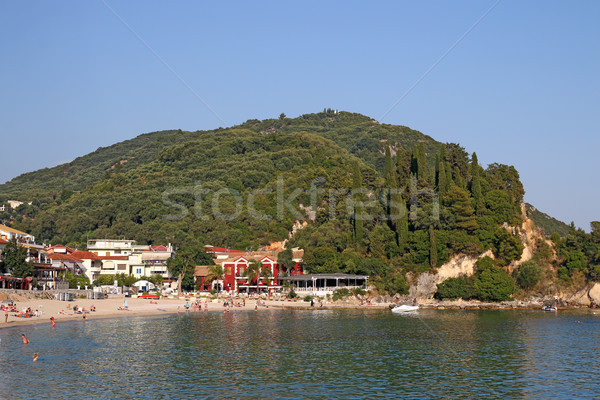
top-left (525, 203), bottom-right (570, 237)
top-left (303, 295), bottom-right (313, 302)
top-left (288, 288), bottom-right (298, 299)
top-left (514, 261), bottom-right (543, 290)
top-left (277, 248), bottom-right (294, 271)
top-left (372, 269), bottom-right (409, 295)
top-left (473, 257), bottom-right (515, 301)
top-left (435, 276), bottom-right (474, 300)
top-left (559, 250), bottom-right (587, 280)
top-left (332, 288), bottom-right (351, 301)
top-left (168, 244), bottom-right (213, 292)
top-left (1, 238), bottom-right (32, 278)
top-left (0, 111), bottom-right (535, 294)
top-left (65, 272), bottom-right (91, 289)
top-left (444, 185), bottom-right (478, 232)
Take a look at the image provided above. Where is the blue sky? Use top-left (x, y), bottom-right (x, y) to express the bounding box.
top-left (1, 1), bottom-right (598, 229)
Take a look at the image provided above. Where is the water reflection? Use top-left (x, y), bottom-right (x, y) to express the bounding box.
top-left (1, 309), bottom-right (599, 399)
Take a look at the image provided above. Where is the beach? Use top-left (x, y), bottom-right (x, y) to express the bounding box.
top-left (0, 294), bottom-right (390, 330)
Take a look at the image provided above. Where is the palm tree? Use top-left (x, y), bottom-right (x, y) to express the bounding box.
top-left (261, 265), bottom-right (273, 294)
top-left (244, 260), bottom-right (262, 293)
top-left (207, 264), bottom-right (224, 294)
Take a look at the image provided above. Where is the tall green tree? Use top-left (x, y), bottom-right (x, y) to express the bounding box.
top-left (243, 260), bottom-right (271, 291)
top-left (470, 152), bottom-right (484, 215)
top-left (207, 264), bottom-right (224, 293)
top-left (445, 185), bottom-right (478, 232)
top-left (277, 247), bottom-right (294, 274)
top-left (1, 238), bottom-right (32, 278)
top-left (398, 198), bottom-right (409, 253)
top-left (167, 244), bottom-right (214, 294)
top-left (384, 146), bottom-right (394, 184)
top-left (351, 161), bottom-right (365, 247)
top-left (429, 225), bottom-right (437, 268)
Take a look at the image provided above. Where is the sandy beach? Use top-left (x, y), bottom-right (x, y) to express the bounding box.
top-left (0, 294), bottom-right (390, 330)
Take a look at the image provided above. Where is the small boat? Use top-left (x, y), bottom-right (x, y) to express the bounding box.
top-left (391, 304), bottom-right (419, 313)
top-left (542, 305), bottom-right (557, 312)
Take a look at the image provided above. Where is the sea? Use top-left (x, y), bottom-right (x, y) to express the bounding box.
top-left (1, 308), bottom-right (599, 399)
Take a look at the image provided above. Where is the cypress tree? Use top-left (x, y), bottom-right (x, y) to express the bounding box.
top-left (418, 143), bottom-right (427, 181)
top-left (435, 154), bottom-right (440, 187)
top-left (384, 146), bottom-right (393, 184)
top-left (429, 225), bottom-right (437, 268)
top-left (447, 184), bottom-right (478, 232)
top-left (470, 152), bottom-right (484, 215)
top-left (352, 161), bottom-right (364, 246)
top-left (438, 160), bottom-right (447, 197)
top-left (398, 197), bottom-right (409, 253)
top-left (410, 145), bottom-right (419, 177)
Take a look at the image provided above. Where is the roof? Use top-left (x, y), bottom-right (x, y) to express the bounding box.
top-left (194, 265), bottom-right (212, 276)
top-left (71, 250), bottom-right (101, 260)
top-left (280, 273), bottom-right (369, 281)
top-left (98, 255), bottom-right (129, 261)
top-left (0, 238), bottom-right (8, 245)
top-left (45, 244), bottom-right (76, 254)
top-left (150, 245), bottom-right (168, 251)
top-left (47, 253), bottom-right (83, 262)
top-left (292, 249), bottom-right (304, 260)
top-left (0, 224), bottom-right (31, 236)
top-left (205, 245), bottom-right (245, 254)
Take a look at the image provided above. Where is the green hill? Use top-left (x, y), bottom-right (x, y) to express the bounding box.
top-left (1, 110), bottom-right (538, 295)
top-left (525, 203), bottom-right (570, 237)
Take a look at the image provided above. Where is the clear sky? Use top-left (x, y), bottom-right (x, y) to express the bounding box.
top-left (1, 1), bottom-right (598, 229)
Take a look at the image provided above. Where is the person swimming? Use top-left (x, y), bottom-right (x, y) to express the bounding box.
top-left (33, 353), bottom-right (39, 362)
top-left (21, 334), bottom-right (30, 344)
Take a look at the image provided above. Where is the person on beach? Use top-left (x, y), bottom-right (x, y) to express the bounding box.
top-left (82, 312), bottom-right (86, 322)
top-left (4, 311), bottom-right (8, 323)
top-left (50, 317), bottom-right (56, 328)
top-left (21, 334), bottom-right (30, 344)
top-left (33, 353), bottom-right (38, 362)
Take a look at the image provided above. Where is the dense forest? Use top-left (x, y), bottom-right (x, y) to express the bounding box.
top-left (1, 110), bottom-right (598, 297)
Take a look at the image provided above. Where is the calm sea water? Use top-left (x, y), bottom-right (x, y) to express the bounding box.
top-left (1, 308), bottom-right (599, 399)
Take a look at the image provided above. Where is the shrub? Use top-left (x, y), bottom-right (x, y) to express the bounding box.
top-left (288, 288), bottom-right (297, 299)
top-left (588, 265), bottom-right (600, 282)
top-left (473, 258), bottom-right (515, 301)
top-left (303, 295), bottom-right (313, 302)
top-left (332, 288), bottom-right (351, 301)
top-left (515, 261), bottom-right (543, 290)
top-left (435, 276), bottom-right (474, 300)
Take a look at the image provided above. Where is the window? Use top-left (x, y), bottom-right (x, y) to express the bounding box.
top-left (117, 264), bottom-right (126, 271)
top-left (136, 268), bottom-right (142, 275)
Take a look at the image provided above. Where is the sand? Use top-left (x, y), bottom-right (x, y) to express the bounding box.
top-left (0, 295), bottom-right (352, 330)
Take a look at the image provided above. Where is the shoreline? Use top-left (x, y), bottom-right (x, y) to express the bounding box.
top-left (2, 296), bottom-right (595, 331)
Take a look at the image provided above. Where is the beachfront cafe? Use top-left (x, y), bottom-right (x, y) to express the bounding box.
top-left (280, 273), bottom-right (369, 296)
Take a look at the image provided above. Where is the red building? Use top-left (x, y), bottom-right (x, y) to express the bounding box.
top-left (196, 245), bottom-right (304, 293)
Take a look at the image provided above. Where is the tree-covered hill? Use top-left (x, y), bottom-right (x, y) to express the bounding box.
top-left (0, 129), bottom-right (205, 195)
top-left (0, 110), bottom-right (439, 197)
top-left (8, 110), bottom-right (590, 298)
top-left (525, 203), bottom-right (570, 237)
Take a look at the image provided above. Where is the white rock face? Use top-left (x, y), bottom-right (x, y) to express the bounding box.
top-left (588, 283), bottom-right (600, 304)
top-left (411, 250), bottom-right (494, 299)
top-left (565, 286), bottom-right (591, 307)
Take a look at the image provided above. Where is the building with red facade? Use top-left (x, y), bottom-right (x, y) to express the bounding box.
top-left (195, 245), bottom-right (304, 293)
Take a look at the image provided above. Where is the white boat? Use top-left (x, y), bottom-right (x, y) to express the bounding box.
top-left (391, 304), bottom-right (419, 313)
